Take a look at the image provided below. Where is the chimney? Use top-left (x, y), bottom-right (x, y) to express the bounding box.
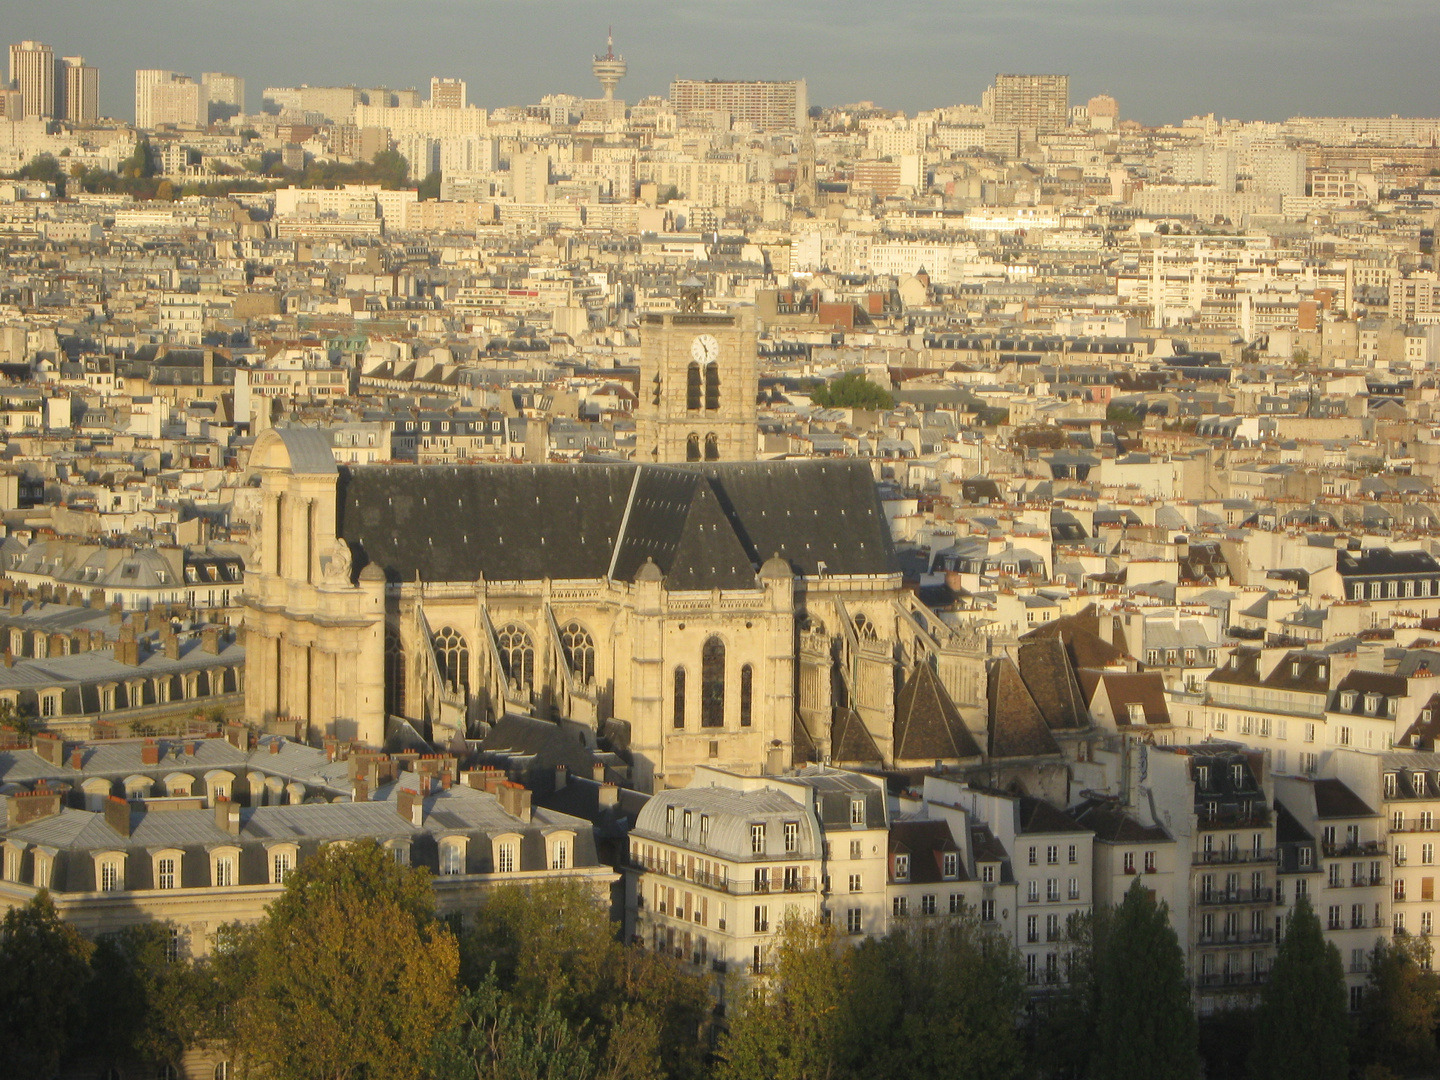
top-left (10, 785), bottom-right (62, 824)
top-left (141, 740), bottom-right (161, 766)
top-left (397, 787), bottom-right (424, 826)
top-left (269, 738), bottom-right (281, 755)
top-left (70, 749), bottom-right (83, 770)
top-left (202, 627), bottom-right (220, 654)
top-left (163, 633), bottom-right (179, 660)
top-left (8, 593), bottom-right (21, 616)
top-left (213, 798), bottom-right (241, 836)
top-left (32, 733), bottom-right (63, 766)
top-left (598, 782), bottom-right (619, 808)
top-left (591, 761), bottom-right (606, 782)
top-left (554, 765), bottom-right (568, 790)
top-left (224, 723), bottom-right (247, 750)
top-left (352, 777), bottom-right (369, 803)
top-left (497, 781), bottom-right (532, 823)
top-left (104, 795), bottom-right (132, 837)
top-left (3, 650), bottom-right (13, 668)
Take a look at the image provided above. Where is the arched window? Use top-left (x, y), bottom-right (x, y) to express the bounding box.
top-left (701, 636), bottom-right (725, 728)
top-left (686, 362), bottom-right (702, 411)
top-left (705, 362), bottom-right (721, 411)
top-left (686, 433), bottom-right (701, 462)
top-left (432, 627), bottom-right (470, 697)
top-left (740, 664), bottom-right (753, 728)
top-left (384, 628), bottom-right (406, 716)
top-left (854, 612), bottom-right (878, 641)
top-left (704, 433), bottom-right (720, 461)
top-left (496, 624), bottom-right (535, 688)
top-left (673, 667), bottom-right (686, 729)
top-left (560, 621), bottom-right (596, 685)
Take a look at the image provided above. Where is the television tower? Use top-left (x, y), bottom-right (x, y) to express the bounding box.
top-left (592, 28), bottom-right (626, 101)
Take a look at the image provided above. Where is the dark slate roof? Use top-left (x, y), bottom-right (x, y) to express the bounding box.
top-left (336, 460), bottom-right (896, 585)
top-left (1313, 778), bottom-right (1377, 819)
top-left (829, 707), bottom-right (884, 765)
top-left (1016, 637), bottom-right (1089, 730)
top-left (1020, 603), bottom-right (1129, 667)
top-left (1019, 794), bottom-right (1088, 834)
top-left (986, 658), bottom-right (1061, 759)
top-left (970, 823), bottom-right (1009, 866)
top-left (792, 712), bottom-right (819, 767)
top-left (1070, 800), bottom-right (1172, 843)
top-left (892, 662), bottom-right (982, 763)
top-left (1336, 547), bottom-right (1440, 578)
top-left (889, 819), bottom-right (966, 883)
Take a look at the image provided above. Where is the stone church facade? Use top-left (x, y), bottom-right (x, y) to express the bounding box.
top-left (241, 428), bottom-right (994, 791)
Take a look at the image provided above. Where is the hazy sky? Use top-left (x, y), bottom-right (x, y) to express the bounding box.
top-left (10, 0), bottom-right (1440, 125)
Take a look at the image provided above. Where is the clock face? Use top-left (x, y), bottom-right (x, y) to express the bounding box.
top-left (691, 334), bottom-right (720, 365)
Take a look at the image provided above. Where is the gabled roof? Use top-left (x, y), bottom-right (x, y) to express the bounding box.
top-left (986, 658), bottom-right (1061, 759)
top-left (892, 662), bottom-right (982, 763)
top-left (337, 460), bottom-right (896, 585)
top-left (1313, 778), bottom-right (1377, 819)
top-left (889, 818), bottom-right (965, 883)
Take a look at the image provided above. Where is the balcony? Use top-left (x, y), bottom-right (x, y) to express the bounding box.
top-left (1198, 887), bottom-right (1274, 905)
top-left (1196, 929), bottom-right (1276, 947)
top-left (1194, 848), bottom-right (1276, 866)
top-left (1196, 970), bottom-right (1268, 989)
top-left (1322, 840), bottom-right (1387, 858)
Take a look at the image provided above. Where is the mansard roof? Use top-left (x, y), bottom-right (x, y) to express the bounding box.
top-left (335, 459), bottom-right (895, 587)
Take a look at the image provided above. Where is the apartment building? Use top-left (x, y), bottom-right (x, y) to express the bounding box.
top-left (1275, 775), bottom-right (1388, 1009)
top-left (990, 74), bottom-right (1069, 135)
top-left (1149, 743), bottom-right (1277, 1014)
top-left (669, 79), bottom-right (807, 133)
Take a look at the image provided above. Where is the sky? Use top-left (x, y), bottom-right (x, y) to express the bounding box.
top-left (9, 0), bottom-right (1440, 125)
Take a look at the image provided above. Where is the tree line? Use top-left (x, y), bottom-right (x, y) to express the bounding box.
top-left (1, 848), bottom-right (1437, 1079)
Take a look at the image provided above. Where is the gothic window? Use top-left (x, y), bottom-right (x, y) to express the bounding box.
top-left (854, 612), bottom-right (878, 641)
top-left (705, 363), bottom-right (721, 411)
top-left (740, 664), bottom-right (753, 727)
top-left (704, 433), bottom-right (720, 461)
top-left (433, 627), bottom-right (470, 698)
top-left (701, 637), bottom-right (725, 728)
top-left (384, 628), bottom-right (406, 716)
top-left (686, 433), bottom-right (700, 462)
top-left (673, 667), bottom-right (686, 729)
top-left (560, 621), bottom-right (596, 685)
top-left (496, 624), bottom-right (534, 688)
top-left (686, 362), bottom-right (702, 411)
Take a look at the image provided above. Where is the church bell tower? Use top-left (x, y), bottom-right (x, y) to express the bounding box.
top-left (636, 277), bottom-right (758, 463)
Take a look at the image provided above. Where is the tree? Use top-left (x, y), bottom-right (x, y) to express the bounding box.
top-left (85, 923), bottom-right (214, 1072)
top-left (839, 910), bottom-right (1026, 1080)
top-left (1248, 894), bottom-right (1347, 1080)
top-left (1031, 908), bottom-right (1106, 1080)
top-left (810, 373), bottom-right (895, 410)
top-left (463, 879), bottom-right (710, 1080)
top-left (1092, 880), bottom-right (1198, 1080)
top-left (418, 170), bottom-right (442, 200)
top-left (221, 839), bottom-right (460, 1080)
top-left (435, 974), bottom-right (597, 1080)
top-left (1355, 933), bottom-right (1440, 1075)
top-left (717, 913), bottom-right (849, 1080)
top-left (0, 893), bottom-right (93, 1076)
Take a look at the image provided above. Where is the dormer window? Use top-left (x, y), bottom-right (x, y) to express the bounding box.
top-left (851, 798), bottom-right (866, 826)
top-left (1230, 763), bottom-right (1244, 786)
top-left (1415, 772), bottom-right (1428, 795)
top-left (1342, 691), bottom-right (1357, 711)
top-left (894, 853), bottom-right (910, 881)
top-left (1292, 662), bottom-right (1300, 678)
top-left (1128, 702), bottom-right (1146, 725)
top-left (1366, 694), bottom-right (1381, 716)
top-left (943, 852), bottom-right (959, 879)
top-left (1317, 665), bottom-right (1326, 679)
top-left (1386, 773), bottom-right (1398, 798)
top-left (1230, 655), bottom-right (1239, 670)
top-left (1196, 765), bottom-right (1210, 788)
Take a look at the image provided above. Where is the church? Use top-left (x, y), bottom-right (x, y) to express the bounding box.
top-left (241, 292), bottom-right (1071, 792)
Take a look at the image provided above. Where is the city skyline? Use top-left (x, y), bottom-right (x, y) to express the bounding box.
top-left (6, 0), bottom-right (1440, 125)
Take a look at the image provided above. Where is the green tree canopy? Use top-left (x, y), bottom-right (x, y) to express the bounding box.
top-left (839, 910), bottom-right (1026, 1080)
top-left (717, 913), bottom-right (850, 1080)
top-left (1092, 879), bottom-right (1198, 1080)
top-left (418, 170), bottom-right (442, 200)
top-left (1249, 893), bottom-right (1348, 1080)
top-left (1356, 933), bottom-right (1440, 1075)
top-left (0, 893), bottom-right (94, 1076)
top-left (461, 879), bottom-right (710, 1080)
top-left (219, 839), bottom-right (460, 1080)
top-left (810, 373), bottom-right (895, 410)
